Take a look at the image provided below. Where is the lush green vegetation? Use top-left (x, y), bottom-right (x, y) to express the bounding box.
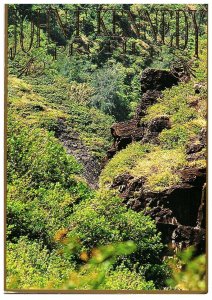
top-left (7, 93), bottom-right (168, 288)
top-left (166, 246), bottom-right (207, 291)
top-left (6, 3), bottom-right (207, 291)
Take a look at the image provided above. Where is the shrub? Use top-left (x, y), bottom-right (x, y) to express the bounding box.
top-left (89, 63), bottom-right (131, 121)
top-left (7, 114), bottom-right (92, 246)
top-left (166, 247), bottom-right (207, 291)
top-left (7, 116), bottom-right (82, 188)
top-left (62, 241), bottom-right (145, 290)
top-left (67, 190), bottom-right (170, 288)
top-left (6, 237), bottom-right (74, 290)
top-left (101, 265), bottom-right (155, 290)
top-left (68, 81), bottom-right (94, 104)
top-left (6, 237), bottom-right (156, 291)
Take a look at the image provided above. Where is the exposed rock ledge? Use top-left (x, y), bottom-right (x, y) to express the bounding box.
top-left (104, 67), bottom-right (206, 253)
top-left (111, 167), bottom-right (206, 254)
top-left (104, 69), bottom-right (180, 161)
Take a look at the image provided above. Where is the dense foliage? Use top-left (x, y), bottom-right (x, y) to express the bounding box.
top-left (6, 3), bottom-right (207, 292)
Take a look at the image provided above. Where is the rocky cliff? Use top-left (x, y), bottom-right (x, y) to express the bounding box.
top-left (103, 67), bottom-right (206, 254)
top-left (105, 69), bottom-right (182, 160)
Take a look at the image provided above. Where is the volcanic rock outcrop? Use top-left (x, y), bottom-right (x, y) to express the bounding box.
top-left (105, 69), bottom-right (180, 160)
top-left (111, 166), bottom-right (206, 254)
top-left (105, 67), bottom-right (206, 253)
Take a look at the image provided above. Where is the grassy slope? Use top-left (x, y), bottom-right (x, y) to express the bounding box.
top-left (8, 74), bottom-right (114, 160)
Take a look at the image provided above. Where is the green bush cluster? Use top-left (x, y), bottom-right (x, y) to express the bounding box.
top-left (6, 237), bottom-right (74, 289)
top-left (62, 240), bottom-right (156, 291)
top-left (67, 190), bottom-right (169, 288)
top-left (7, 112), bottom-right (92, 246)
top-left (166, 247), bottom-right (207, 291)
top-left (6, 97), bottom-right (170, 290)
top-left (100, 265), bottom-right (155, 290)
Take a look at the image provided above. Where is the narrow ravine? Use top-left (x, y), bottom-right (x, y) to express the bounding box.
top-left (55, 118), bottom-right (101, 189)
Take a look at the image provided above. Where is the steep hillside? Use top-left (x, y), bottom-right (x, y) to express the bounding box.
top-left (100, 42), bottom-right (207, 253)
top-left (6, 40), bottom-right (207, 293)
top-left (7, 78), bottom-right (168, 289)
top-left (6, 3), bottom-right (207, 292)
top-left (8, 75), bottom-right (114, 188)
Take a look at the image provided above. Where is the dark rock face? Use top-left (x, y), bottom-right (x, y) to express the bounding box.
top-left (147, 116), bottom-right (170, 133)
top-left (172, 226), bottom-right (206, 254)
top-left (140, 69), bottom-right (179, 93)
top-left (142, 116), bottom-right (171, 144)
top-left (104, 68), bottom-right (180, 161)
top-left (106, 119), bottom-right (144, 160)
top-left (135, 90), bottom-right (162, 118)
top-left (185, 130), bottom-right (207, 165)
top-left (111, 167), bottom-right (206, 253)
top-left (186, 128), bottom-right (206, 156)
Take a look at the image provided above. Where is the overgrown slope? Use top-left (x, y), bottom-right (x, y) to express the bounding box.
top-left (6, 3), bottom-right (207, 292)
top-left (7, 73), bottom-right (168, 291)
top-left (99, 41), bottom-right (207, 253)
